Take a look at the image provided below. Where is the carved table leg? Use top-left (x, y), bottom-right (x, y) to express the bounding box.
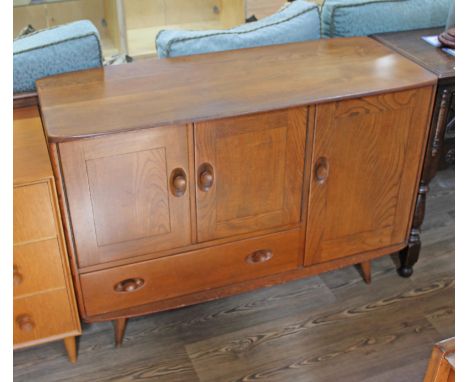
top-left (63, 336), bottom-right (77, 363)
top-left (113, 317), bottom-right (128, 347)
top-left (398, 86), bottom-right (453, 277)
top-left (359, 261), bottom-right (372, 284)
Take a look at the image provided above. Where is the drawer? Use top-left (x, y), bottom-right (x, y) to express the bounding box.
top-left (14, 239), bottom-right (66, 298)
top-left (80, 229), bottom-right (301, 316)
top-left (14, 182), bottom-right (56, 244)
top-left (14, 289), bottom-right (76, 345)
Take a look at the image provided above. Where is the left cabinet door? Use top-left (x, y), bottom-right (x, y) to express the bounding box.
top-left (60, 125), bottom-right (192, 267)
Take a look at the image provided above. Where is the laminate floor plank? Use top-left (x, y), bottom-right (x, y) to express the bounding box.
top-left (14, 168), bottom-right (454, 381)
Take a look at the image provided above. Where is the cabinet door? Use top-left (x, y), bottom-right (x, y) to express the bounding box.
top-left (195, 107), bottom-right (307, 242)
top-left (60, 125), bottom-right (192, 267)
top-left (305, 88), bottom-right (433, 265)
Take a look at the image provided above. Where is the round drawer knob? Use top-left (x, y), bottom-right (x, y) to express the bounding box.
top-left (114, 278), bottom-right (145, 293)
top-left (246, 249), bottom-right (273, 264)
top-left (16, 314), bottom-right (35, 332)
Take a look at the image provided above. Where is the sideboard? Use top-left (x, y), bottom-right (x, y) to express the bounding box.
top-left (37, 37), bottom-right (436, 345)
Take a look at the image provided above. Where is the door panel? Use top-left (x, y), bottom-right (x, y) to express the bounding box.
top-left (305, 87), bottom-right (433, 265)
top-left (60, 125), bottom-right (192, 267)
top-left (195, 107), bottom-right (308, 242)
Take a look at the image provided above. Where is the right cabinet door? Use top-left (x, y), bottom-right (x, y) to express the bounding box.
top-left (305, 87), bottom-right (433, 265)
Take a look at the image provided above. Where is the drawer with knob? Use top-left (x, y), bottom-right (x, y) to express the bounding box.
top-left (14, 289), bottom-right (77, 345)
top-left (13, 239), bottom-right (66, 297)
top-left (80, 229), bottom-right (302, 316)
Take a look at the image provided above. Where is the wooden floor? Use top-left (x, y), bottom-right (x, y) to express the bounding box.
top-left (13, 167), bottom-right (454, 381)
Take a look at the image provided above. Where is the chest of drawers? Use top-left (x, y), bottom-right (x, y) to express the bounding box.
top-left (13, 106), bottom-right (81, 362)
top-left (36, 37), bottom-right (436, 346)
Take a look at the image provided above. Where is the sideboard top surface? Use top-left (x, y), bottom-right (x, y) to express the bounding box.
top-left (14, 106), bottom-right (53, 185)
top-left (37, 37), bottom-right (436, 143)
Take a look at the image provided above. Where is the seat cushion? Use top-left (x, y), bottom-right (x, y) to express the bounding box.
top-left (14, 20), bottom-right (103, 94)
top-left (321, 0), bottom-right (452, 38)
top-left (156, 0), bottom-right (320, 58)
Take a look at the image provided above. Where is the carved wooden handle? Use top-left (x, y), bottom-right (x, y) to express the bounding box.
top-left (246, 249), bottom-right (273, 264)
top-left (13, 265), bottom-right (23, 286)
top-left (198, 163), bottom-right (214, 192)
top-left (114, 278), bottom-right (145, 293)
top-left (170, 168), bottom-right (187, 197)
top-left (16, 314), bottom-right (35, 332)
top-left (315, 157), bottom-right (329, 184)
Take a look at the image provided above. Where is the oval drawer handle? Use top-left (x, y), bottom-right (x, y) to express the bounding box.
top-left (246, 249), bottom-right (273, 264)
top-left (198, 163), bottom-right (214, 192)
top-left (170, 168), bottom-right (187, 197)
top-left (13, 265), bottom-right (23, 286)
top-left (16, 314), bottom-right (35, 332)
top-left (114, 278), bottom-right (145, 293)
top-left (315, 157), bottom-right (329, 184)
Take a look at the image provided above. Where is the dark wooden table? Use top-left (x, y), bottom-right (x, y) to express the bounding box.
top-left (373, 28), bottom-right (455, 277)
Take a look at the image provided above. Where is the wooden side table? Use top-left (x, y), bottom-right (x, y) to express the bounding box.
top-left (424, 338), bottom-right (455, 382)
top-left (373, 28), bottom-right (455, 277)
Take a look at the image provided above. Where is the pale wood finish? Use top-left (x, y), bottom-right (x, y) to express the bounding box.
top-left (13, 106), bottom-right (81, 362)
top-left (14, 239), bottom-right (66, 297)
top-left (80, 229), bottom-right (301, 316)
top-left (59, 124), bottom-right (192, 268)
top-left (37, 38), bottom-right (436, 143)
top-left (13, 107), bottom-right (52, 185)
top-left (63, 336), bottom-right (77, 363)
top-left (424, 338), bottom-right (455, 382)
top-left (305, 88), bottom-right (434, 265)
top-left (14, 289), bottom-right (77, 345)
top-left (123, 0), bottom-right (245, 57)
top-left (247, 0), bottom-right (324, 20)
top-left (195, 108), bottom-right (307, 242)
top-left (13, 183), bottom-right (56, 244)
top-left (13, 0), bottom-right (119, 57)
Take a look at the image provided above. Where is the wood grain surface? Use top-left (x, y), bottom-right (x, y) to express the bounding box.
top-left (306, 87), bottom-right (433, 265)
top-left (373, 28), bottom-right (455, 80)
top-left (195, 107), bottom-right (307, 242)
top-left (13, 168), bottom-right (454, 381)
top-left (13, 106), bottom-right (52, 185)
top-left (59, 124), bottom-right (192, 267)
top-left (37, 37), bottom-right (436, 142)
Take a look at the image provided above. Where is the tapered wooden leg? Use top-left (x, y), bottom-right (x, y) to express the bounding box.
top-left (63, 336), bottom-right (77, 363)
top-left (113, 317), bottom-right (128, 347)
top-left (359, 261), bottom-right (372, 284)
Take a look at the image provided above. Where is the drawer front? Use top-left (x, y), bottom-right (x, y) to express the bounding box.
top-left (14, 289), bottom-right (76, 345)
top-left (14, 182), bottom-right (56, 244)
top-left (81, 229), bottom-right (301, 316)
top-left (14, 239), bottom-right (66, 298)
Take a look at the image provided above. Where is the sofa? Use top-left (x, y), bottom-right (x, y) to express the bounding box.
top-left (13, 0), bottom-right (451, 94)
top-left (156, 0), bottom-right (452, 58)
top-left (13, 20), bottom-right (103, 94)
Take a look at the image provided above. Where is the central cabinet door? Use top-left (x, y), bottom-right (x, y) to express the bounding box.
top-left (305, 88), bottom-right (433, 265)
top-left (194, 107), bottom-right (308, 242)
top-left (59, 125), bottom-right (192, 267)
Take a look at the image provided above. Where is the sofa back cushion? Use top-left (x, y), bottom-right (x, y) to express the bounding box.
top-left (321, 0), bottom-right (452, 38)
top-left (14, 20), bottom-right (103, 94)
top-left (156, 0), bottom-right (320, 58)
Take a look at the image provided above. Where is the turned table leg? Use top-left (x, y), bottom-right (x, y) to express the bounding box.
top-left (113, 317), bottom-right (128, 347)
top-left (63, 336), bottom-right (77, 363)
top-left (360, 261), bottom-right (372, 284)
top-left (398, 86), bottom-right (453, 277)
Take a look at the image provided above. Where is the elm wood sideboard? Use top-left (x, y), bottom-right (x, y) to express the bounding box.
top-left (36, 37), bottom-right (437, 346)
top-left (13, 106), bottom-right (81, 362)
